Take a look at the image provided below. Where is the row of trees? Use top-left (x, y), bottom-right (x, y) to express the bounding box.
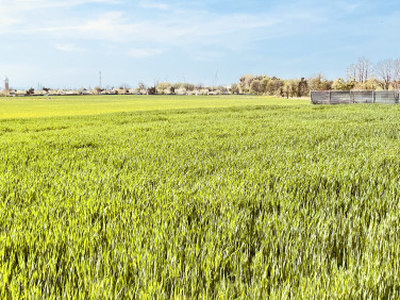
top-left (139, 75), bottom-right (324, 98)
top-left (345, 57), bottom-right (400, 90)
top-left (147, 82), bottom-right (229, 95)
top-left (234, 57), bottom-right (400, 97)
top-left (234, 74), bottom-right (329, 97)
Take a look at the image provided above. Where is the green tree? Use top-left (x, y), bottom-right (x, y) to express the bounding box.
top-left (297, 77), bottom-right (308, 97)
top-left (230, 83), bottom-right (240, 95)
top-left (260, 77), bottom-right (270, 91)
top-left (157, 82), bottom-right (171, 94)
top-left (250, 80), bottom-right (264, 94)
top-left (147, 86), bottom-right (156, 95)
top-left (308, 74), bottom-right (332, 91)
top-left (239, 75), bottom-right (255, 93)
top-left (26, 88), bottom-right (35, 96)
top-left (284, 79), bottom-right (298, 98)
top-left (332, 78), bottom-right (356, 90)
top-left (266, 77), bottom-right (284, 96)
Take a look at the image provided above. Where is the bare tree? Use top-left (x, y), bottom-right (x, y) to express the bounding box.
top-left (393, 59), bottom-right (400, 90)
top-left (347, 63), bottom-right (357, 81)
top-left (357, 57), bottom-right (371, 85)
top-left (375, 59), bottom-right (393, 90)
top-left (138, 82), bottom-right (146, 90)
top-left (195, 83), bottom-right (204, 90)
top-left (347, 57), bottom-right (371, 87)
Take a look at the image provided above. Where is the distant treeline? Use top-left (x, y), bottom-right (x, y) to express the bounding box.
top-left (3, 57), bottom-right (399, 98)
top-left (153, 57), bottom-right (400, 97)
top-left (232, 57), bottom-right (400, 97)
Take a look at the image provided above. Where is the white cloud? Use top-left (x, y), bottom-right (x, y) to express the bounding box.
top-left (139, 1), bottom-right (170, 10)
top-left (0, 17), bottom-right (24, 34)
top-left (16, 9), bottom-right (287, 48)
top-left (0, 0), bottom-right (382, 62)
top-left (0, 0), bottom-right (324, 47)
top-left (51, 43), bottom-right (85, 52)
top-left (0, 0), bottom-right (119, 12)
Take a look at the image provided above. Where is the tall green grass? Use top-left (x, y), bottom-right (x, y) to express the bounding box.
top-left (1, 101), bottom-right (400, 298)
top-left (0, 95), bottom-right (306, 119)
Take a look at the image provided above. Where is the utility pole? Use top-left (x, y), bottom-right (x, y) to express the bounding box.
top-left (99, 71), bottom-right (102, 89)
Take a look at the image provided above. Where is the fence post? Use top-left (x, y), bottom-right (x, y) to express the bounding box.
top-left (329, 90), bottom-right (331, 104)
top-left (373, 90), bottom-right (375, 103)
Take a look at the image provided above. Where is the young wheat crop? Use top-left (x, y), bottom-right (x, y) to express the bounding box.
top-left (1, 100), bottom-right (400, 298)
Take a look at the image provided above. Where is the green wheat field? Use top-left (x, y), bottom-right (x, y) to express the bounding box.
top-left (1, 95), bottom-right (400, 298)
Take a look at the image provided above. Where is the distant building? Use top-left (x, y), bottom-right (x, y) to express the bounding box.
top-left (4, 76), bottom-right (9, 93)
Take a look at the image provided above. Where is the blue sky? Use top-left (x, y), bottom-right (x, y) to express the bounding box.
top-left (1, 0), bottom-right (400, 89)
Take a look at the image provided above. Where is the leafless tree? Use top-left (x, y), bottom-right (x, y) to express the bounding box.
top-left (374, 59), bottom-right (393, 90)
top-left (195, 83), bottom-right (204, 90)
top-left (138, 82), bottom-right (146, 90)
top-left (347, 64), bottom-right (357, 80)
top-left (357, 57), bottom-right (371, 85)
top-left (393, 59), bottom-right (400, 90)
top-left (347, 57), bottom-right (371, 87)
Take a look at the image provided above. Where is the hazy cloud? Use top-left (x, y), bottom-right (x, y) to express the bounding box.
top-left (128, 48), bottom-right (164, 58)
top-left (139, 1), bottom-right (170, 10)
top-left (51, 43), bottom-right (85, 52)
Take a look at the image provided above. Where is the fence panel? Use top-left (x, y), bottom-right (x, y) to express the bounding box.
top-left (351, 91), bottom-right (374, 103)
top-left (331, 91), bottom-right (351, 104)
top-left (310, 91), bottom-right (330, 104)
top-left (311, 90), bottom-right (399, 104)
top-left (374, 91), bottom-right (399, 104)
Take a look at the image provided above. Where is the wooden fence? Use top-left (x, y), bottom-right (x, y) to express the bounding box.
top-left (310, 91), bottom-right (399, 105)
